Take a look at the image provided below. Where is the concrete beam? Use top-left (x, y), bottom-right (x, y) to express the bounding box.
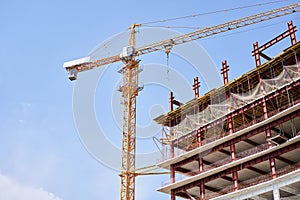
top-left (280, 185), bottom-right (300, 196)
top-left (244, 139), bottom-right (260, 146)
top-left (276, 156), bottom-right (296, 165)
top-left (250, 196), bottom-right (267, 200)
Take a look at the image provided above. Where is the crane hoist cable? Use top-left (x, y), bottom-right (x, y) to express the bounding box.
top-left (141, 0), bottom-right (289, 25)
top-left (165, 46), bottom-right (171, 80)
top-left (142, 25), bottom-right (203, 30)
top-left (202, 16), bottom-right (300, 41)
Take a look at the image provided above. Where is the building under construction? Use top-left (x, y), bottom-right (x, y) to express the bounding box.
top-left (155, 21), bottom-right (300, 200)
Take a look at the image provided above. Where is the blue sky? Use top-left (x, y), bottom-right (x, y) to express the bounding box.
top-left (0, 0), bottom-right (299, 200)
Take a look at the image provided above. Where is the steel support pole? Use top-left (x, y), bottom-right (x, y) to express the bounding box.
top-left (253, 42), bottom-right (261, 67)
top-left (171, 190), bottom-right (176, 200)
top-left (256, 58), bottom-right (277, 179)
top-left (200, 180), bottom-right (205, 200)
top-left (170, 165), bottom-right (175, 184)
top-left (193, 77), bottom-right (206, 198)
top-left (193, 77), bottom-right (200, 98)
top-left (288, 21), bottom-right (297, 45)
top-left (222, 60), bottom-right (239, 190)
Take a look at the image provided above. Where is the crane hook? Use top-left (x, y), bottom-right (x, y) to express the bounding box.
top-left (165, 46), bottom-right (172, 79)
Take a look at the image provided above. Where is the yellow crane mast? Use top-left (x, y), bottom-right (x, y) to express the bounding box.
top-left (119, 23), bottom-right (141, 200)
top-left (63, 3), bottom-right (300, 200)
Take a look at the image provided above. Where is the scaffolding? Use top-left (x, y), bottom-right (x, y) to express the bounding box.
top-left (155, 38), bottom-right (300, 161)
top-left (159, 64), bottom-right (300, 160)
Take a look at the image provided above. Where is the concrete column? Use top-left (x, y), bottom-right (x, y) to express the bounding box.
top-left (273, 186), bottom-right (280, 200)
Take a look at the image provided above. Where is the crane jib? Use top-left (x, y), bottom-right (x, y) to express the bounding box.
top-left (64, 2), bottom-right (300, 79)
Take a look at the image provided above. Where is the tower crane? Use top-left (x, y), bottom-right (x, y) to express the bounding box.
top-left (63, 3), bottom-right (300, 200)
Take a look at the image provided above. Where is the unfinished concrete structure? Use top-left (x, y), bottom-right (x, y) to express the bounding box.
top-left (155, 21), bottom-right (300, 200)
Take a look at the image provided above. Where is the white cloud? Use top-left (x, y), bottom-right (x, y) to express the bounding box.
top-left (0, 173), bottom-right (62, 200)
